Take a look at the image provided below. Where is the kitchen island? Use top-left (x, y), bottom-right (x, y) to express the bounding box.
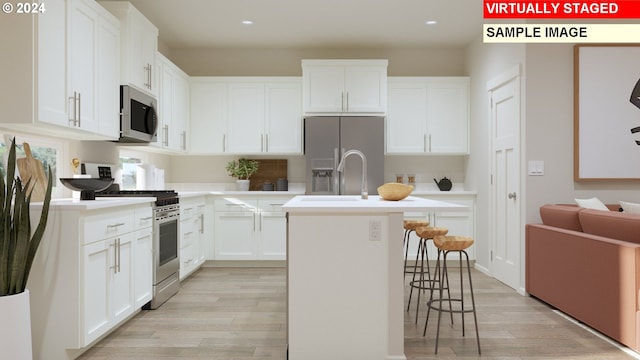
top-left (282, 195), bottom-right (466, 360)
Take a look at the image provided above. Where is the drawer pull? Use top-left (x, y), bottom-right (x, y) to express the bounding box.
top-left (107, 223), bottom-right (125, 229)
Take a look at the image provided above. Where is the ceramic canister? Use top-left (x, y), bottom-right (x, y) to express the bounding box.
top-left (276, 178), bottom-right (288, 191)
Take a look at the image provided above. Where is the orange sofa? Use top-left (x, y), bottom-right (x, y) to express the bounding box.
top-left (526, 204), bottom-right (640, 352)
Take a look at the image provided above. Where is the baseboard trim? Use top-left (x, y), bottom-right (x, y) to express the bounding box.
top-left (203, 260), bottom-right (286, 268)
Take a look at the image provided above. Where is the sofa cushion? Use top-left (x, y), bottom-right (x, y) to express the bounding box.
top-left (619, 201), bottom-right (640, 215)
top-left (539, 204), bottom-right (583, 232)
top-left (579, 209), bottom-right (640, 245)
top-left (575, 197), bottom-right (609, 211)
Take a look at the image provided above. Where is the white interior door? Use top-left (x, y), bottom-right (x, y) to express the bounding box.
top-left (488, 66), bottom-right (521, 290)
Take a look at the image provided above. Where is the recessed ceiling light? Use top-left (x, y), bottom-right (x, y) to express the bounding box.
top-left (425, 20), bottom-right (438, 25)
top-left (242, 20), bottom-right (254, 25)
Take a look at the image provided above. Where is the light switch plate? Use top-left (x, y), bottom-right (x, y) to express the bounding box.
top-left (528, 160), bottom-right (544, 176)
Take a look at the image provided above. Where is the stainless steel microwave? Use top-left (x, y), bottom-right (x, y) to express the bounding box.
top-left (118, 85), bottom-right (158, 143)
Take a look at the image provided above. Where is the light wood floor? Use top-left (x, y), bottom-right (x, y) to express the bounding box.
top-left (79, 266), bottom-right (637, 360)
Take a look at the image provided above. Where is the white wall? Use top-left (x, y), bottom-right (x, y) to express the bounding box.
top-left (524, 44), bottom-right (640, 225)
top-left (166, 47), bottom-right (466, 77)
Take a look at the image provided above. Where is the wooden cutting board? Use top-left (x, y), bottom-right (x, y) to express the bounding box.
top-left (16, 142), bottom-right (47, 201)
top-left (248, 159), bottom-right (287, 191)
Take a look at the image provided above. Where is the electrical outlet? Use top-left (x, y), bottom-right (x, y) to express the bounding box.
top-left (369, 220), bottom-right (381, 241)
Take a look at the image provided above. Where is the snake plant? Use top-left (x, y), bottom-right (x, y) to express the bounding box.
top-left (0, 138), bottom-right (52, 296)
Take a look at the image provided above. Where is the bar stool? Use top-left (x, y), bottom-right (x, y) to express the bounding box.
top-left (407, 226), bottom-right (448, 323)
top-left (403, 220), bottom-right (429, 275)
top-left (424, 235), bottom-right (480, 355)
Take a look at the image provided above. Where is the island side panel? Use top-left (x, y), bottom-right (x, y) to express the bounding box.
top-left (288, 212), bottom-right (395, 360)
top-left (387, 212), bottom-right (406, 360)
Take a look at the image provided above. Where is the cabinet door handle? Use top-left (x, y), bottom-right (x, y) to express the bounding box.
top-left (181, 131), bottom-right (186, 150)
top-left (144, 63), bottom-right (152, 89)
top-left (264, 134), bottom-right (269, 152)
top-left (423, 134), bottom-right (427, 152)
top-left (109, 241), bottom-right (117, 272)
top-left (199, 214), bottom-right (204, 233)
top-left (149, 64), bottom-right (152, 90)
top-left (346, 92), bottom-right (349, 112)
top-left (341, 91), bottom-right (345, 112)
top-left (117, 238), bottom-right (121, 273)
top-left (508, 192), bottom-right (517, 200)
top-left (69, 92), bottom-right (79, 126)
top-left (428, 133), bottom-right (432, 152)
top-left (77, 92), bottom-right (81, 127)
top-left (163, 125), bottom-right (169, 146)
top-left (261, 134), bottom-right (264, 152)
top-left (259, 212), bottom-right (263, 231)
top-left (222, 134), bottom-right (226, 152)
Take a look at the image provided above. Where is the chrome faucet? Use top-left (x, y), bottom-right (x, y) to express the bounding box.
top-left (337, 149), bottom-right (368, 199)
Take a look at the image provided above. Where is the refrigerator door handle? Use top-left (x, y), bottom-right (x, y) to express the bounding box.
top-left (334, 147), bottom-right (340, 195)
top-left (339, 147), bottom-right (346, 195)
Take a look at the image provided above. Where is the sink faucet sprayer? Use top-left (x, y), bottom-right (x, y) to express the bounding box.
top-left (337, 149), bottom-right (368, 199)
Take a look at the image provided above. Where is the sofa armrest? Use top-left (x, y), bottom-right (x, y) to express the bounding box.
top-left (526, 223), bottom-right (640, 350)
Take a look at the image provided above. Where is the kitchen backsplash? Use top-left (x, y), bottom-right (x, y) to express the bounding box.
top-left (168, 154), bottom-right (466, 188)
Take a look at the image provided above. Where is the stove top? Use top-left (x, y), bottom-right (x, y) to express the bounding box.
top-left (94, 190), bottom-right (179, 206)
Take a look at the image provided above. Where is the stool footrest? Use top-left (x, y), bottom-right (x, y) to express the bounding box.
top-left (427, 298), bottom-right (476, 314)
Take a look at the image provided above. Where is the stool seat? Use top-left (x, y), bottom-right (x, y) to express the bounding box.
top-left (415, 226), bottom-right (448, 239)
top-left (403, 220), bottom-right (429, 231)
top-left (433, 235), bottom-right (474, 251)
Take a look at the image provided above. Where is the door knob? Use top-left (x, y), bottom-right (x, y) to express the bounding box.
top-left (508, 192), bottom-right (517, 200)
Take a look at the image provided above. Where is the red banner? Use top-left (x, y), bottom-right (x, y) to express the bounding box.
top-left (484, 0), bottom-right (640, 18)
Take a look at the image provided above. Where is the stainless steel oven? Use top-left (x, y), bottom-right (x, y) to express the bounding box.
top-left (149, 203), bottom-right (180, 309)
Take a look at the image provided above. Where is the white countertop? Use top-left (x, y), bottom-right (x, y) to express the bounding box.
top-left (32, 197), bottom-right (154, 210)
top-left (282, 195), bottom-right (467, 213)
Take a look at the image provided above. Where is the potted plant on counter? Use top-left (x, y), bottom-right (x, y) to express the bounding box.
top-left (0, 138), bottom-right (52, 359)
top-left (226, 158), bottom-right (259, 191)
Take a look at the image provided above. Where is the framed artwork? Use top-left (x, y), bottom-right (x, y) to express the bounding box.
top-left (574, 44), bottom-right (640, 181)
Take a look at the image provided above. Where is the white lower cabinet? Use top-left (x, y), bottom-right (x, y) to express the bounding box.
top-left (214, 196), bottom-right (291, 261)
top-left (179, 196), bottom-right (208, 279)
top-left (179, 215), bottom-right (197, 279)
top-left (83, 232), bottom-right (134, 345)
top-left (133, 227), bottom-right (153, 308)
top-left (133, 206), bottom-right (153, 308)
top-left (29, 203), bottom-right (154, 360)
top-left (404, 195), bottom-right (475, 262)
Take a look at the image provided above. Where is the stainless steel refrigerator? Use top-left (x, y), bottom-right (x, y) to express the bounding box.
top-left (304, 116), bottom-right (385, 195)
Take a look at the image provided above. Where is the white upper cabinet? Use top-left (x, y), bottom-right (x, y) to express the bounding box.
top-left (386, 77), bottom-right (470, 155)
top-left (100, 1), bottom-right (158, 96)
top-left (37, 0), bottom-right (69, 128)
top-left (227, 82), bottom-right (265, 153)
top-left (302, 60), bottom-right (387, 114)
top-left (190, 81), bottom-right (227, 153)
top-left (155, 53), bottom-right (189, 152)
top-left (68, 0), bottom-right (120, 137)
top-left (190, 77), bottom-right (302, 155)
top-left (265, 82), bottom-right (303, 154)
top-left (0, 0), bottom-right (120, 140)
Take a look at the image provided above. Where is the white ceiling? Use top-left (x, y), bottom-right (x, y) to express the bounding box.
top-left (110, 0), bottom-right (484, 49)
